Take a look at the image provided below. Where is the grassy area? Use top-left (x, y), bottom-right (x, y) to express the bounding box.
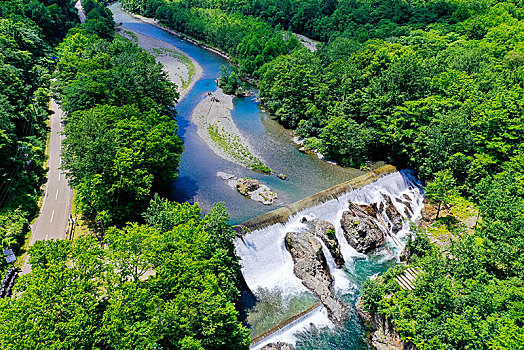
top-left (207, 124), bottom-right (272, 174)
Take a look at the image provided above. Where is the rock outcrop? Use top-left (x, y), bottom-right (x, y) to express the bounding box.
top-left (284, 231), bottom-right (346, 323)
top-left (261, 342), bottom-right (293, 350)
top-left (235, 178), bottom-right (278, 204)
top-left (340, 203), bottom-right (385, 253)
top-left (236, 178), bottom-right (261, 195)
top-left (356, 298), bottom-right (416, 350)
top-left (301, 217), bottom-right (345, 268)
top-left (216, 175), bottom-right (278, 205)
top-left (379, 194), bottom-right (404, 234)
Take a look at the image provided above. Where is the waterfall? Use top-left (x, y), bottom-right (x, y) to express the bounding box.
top-left (235, 170), bottom-right (424, 347)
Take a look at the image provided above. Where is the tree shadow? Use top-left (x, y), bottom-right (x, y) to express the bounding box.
top-left (168, 176), bottom-right (199, 204)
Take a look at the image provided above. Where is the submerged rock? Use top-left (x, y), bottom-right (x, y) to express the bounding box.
top-left (303, 218), bottom-right (345, 268)
top-left (284, 231), bottom-right (347, 323)
top-left (340, 203), bottom-right (385, 254)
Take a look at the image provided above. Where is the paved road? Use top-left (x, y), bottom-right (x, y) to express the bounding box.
top-left (21, 100), bottom-right (73, 274)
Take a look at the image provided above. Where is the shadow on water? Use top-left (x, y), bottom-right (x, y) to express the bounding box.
top-left (169, 176), bottom-right (198, 204)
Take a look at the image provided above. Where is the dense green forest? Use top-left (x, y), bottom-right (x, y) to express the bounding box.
top-left (0, 197), bottom-right (249, 349)
top-left (0, 1), bottom-right (249, 349)
top-left (54, 26), bottom-right (182, 227)
top-left (118, 0), bottom-right (524, 348)
top-left (0, 0), bottom-right (78, 270)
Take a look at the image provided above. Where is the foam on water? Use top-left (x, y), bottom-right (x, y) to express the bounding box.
top-left (235, 170), bottom-right (424, 346)
top-left (251, 306), bottom-right (333, 349)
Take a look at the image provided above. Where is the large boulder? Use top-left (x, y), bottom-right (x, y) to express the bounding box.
top-left (379, 194), bottom-right (404, 234)
top-left (340, 203), bottom-right (385, 254)
top-left (302, 218), bottom-right (345, 268)
top-left (284, 232), bottom-right (347, 323)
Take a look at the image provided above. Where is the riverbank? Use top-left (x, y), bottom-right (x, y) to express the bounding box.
top-left (117, 27), bottom-right (202, 102)
top-left (191, 88), bottom-right (272, 173)
top-left (116, 5), bottom-right (231, 61)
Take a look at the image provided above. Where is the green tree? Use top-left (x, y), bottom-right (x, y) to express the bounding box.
top-left (425, 169), bottom-right (457, 218)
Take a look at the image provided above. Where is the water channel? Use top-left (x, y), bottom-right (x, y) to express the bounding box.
top-left (109, 4), bottom-right (420, 348)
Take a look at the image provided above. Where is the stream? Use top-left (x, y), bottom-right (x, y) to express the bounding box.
top-left (109, 4), bottom-right (422, 349)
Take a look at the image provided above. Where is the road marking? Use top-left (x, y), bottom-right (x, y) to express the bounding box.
top-left (58, 172), bottom-right (60, 181)
top-left (55, 189), bottom-right (59, 200)
top-left (45, 234), bottom-right (48, 240)
top-left (50, 210), bottom-right (55, 223)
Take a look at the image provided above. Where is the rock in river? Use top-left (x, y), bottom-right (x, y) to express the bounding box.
top-left (340, 203), bottom-right (385, 254)
top-left (284, 231), bottom-right (347, 323)
top-left (301, 217), bottom-right (345, 268)
top-left (235, 178), bottom-right (278, 205)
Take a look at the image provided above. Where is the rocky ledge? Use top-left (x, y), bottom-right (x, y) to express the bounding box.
top-left (300, 217), bottom-right (345, 268)
top-left (284, 231), bottom-right (347, 323)
top-left (340, 203), bottom-right (385, 254)
top-left (356, 298), bottom-right (416, 350)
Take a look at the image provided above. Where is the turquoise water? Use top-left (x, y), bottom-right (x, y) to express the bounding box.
top-left (109, 3), bottom-right (365, 224)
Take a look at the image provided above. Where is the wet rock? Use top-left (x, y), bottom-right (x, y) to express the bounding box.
top-left (380, 194), bottom-right (404, 234)
top-left (285, 232), bottom-right (347, 323)
top-left (303, 218), bottom-right (345, 268)
top-left (235, 178), bottom-right (278, 204)
top-left (340, 203), bottom-right (384, 254)
top-left (236, 178), bottom-right (260, 195)
top-left (262, 342), bottom-right (293, 350)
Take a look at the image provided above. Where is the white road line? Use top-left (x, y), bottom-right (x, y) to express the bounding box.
top-left (58, 172), bottom-right (61, 181)
top-left (55, 189), bottom-right (59, 200)
top-left (50, 210), bottom-right (55, 223)
top-left (45, 234), bottom-right (48, 241)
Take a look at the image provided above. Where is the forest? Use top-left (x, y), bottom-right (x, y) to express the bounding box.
top-left (0, 1), bottom-right (249, 349)
top-left (0, 0), bottom-right (78, 271)
top-left (120, 0), bottom-right (524, 348)
top-left (2, 0), bottom-right (524, 348)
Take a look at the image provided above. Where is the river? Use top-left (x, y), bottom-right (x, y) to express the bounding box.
top-left (109, 3), bottom-right (370, 225)
top-left (109, 4), bottom-right (416, 349)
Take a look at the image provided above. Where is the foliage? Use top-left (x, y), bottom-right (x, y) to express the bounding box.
top-left (0, 0), bottom-right (77, 263)
top-left (219, 65), bottom-right (243, 95)
top-left (55, 29), bottom-right (182, 227)
top-left (425, 169), bottom-right (457, 218)
top-left (207, 124), bottom-right (272, 174)
top-left (0, 201), bottom-right (250, 349)
top-left (120, 0), bottom-right (299, 76)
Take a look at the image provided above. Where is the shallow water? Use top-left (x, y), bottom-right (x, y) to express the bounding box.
top-left (109, 3), bottom-right (365, 224)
